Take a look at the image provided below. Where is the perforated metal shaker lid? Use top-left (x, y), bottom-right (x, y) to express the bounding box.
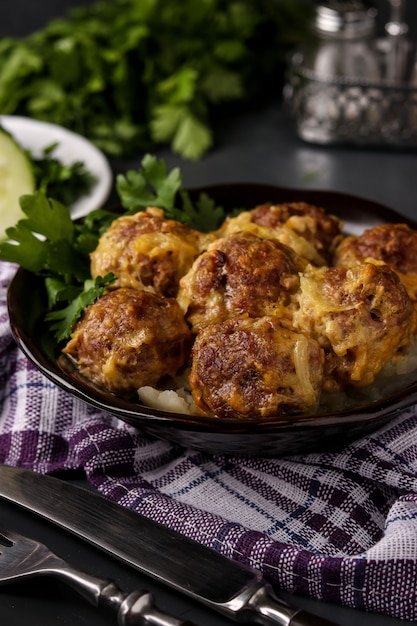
top-left (315, 1), bottom-right (377, 37)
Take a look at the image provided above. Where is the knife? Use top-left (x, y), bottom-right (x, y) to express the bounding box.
top-left (0, 466), bottom-right (336, 626)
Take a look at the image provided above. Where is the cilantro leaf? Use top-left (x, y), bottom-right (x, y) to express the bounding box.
top-left (180, 191), bottom-right (225, 232)
top-left (44, 275), bottom-right (84, 311)
top-left (20, 192), bottom-right (74, 242)
top-left (116, 154), bottom-right (182, 215)
top-left (29, 142), bottom-right (96, 207)
top-left (0, 0), bottom-right (313, 160)
top-left (0, 222), bottom-right (48, 273)
top-left (0, 192), bottom-right (90, 281)
top-left (45, 274), bottom-right (116, 342)
top-left (171, 112), bottom-right (213, 161)
top-left (0, 190), bottom-right (113, 341)
top-left (74, 208), bottom-right (119, 257)
top-left (116, 153), bottom-right (227, 230)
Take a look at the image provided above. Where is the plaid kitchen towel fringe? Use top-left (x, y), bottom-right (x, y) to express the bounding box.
top-left (1, 259), bottom-right (417, 621)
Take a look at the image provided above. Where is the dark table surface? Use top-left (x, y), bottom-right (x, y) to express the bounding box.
top-left (1, 1), bottom-right (417, 625)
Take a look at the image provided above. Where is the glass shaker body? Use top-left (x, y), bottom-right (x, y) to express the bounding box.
top-left (284, 1), bottom-right (384, 144)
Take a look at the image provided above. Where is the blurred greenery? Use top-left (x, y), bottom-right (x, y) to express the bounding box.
top-left (0, 0), bottom-right (313, 159)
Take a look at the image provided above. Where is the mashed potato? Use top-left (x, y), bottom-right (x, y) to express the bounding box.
top-left (138, 386), bottom-right (197, 414)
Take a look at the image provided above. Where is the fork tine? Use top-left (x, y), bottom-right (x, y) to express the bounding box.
top-left (0, 527), bottom-right (18, 545)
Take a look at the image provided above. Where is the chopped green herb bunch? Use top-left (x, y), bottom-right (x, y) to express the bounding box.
top-left (0, 0), bottom-right (312, 160)
top-left (30, 142), bottom-right (96, 207)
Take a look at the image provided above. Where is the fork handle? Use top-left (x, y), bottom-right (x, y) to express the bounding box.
top-left (101, 582), bottom-right (195, 626)
top-left (54, 566), bottom-right (195, 626)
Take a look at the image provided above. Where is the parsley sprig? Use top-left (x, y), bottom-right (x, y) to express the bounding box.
top-left (0, 154), bottom-right (227, 341)
top-left (0, 0), bottom-right (312, 160)
top-left (116, 154), bottom-right (225, 231)
top-left (30, 142), bottom-right (96, 207)
top-left (0, 192), bottom-right (116, 341)
top-left (45, 274), bottom-right (116, 341)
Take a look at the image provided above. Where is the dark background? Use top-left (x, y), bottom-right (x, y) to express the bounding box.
top-left (0, 0), bottom-right (416, 39)
top-left (0, 2), bottom-right (416, 626)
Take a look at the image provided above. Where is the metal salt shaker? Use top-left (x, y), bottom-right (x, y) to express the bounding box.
top-left (284, 0), bottom-right (381, 144)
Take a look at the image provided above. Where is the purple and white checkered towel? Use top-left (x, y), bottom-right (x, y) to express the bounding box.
top-left (1, 259), bottom-right (417, 621)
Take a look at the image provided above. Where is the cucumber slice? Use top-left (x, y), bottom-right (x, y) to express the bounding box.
top-left (0, 127), bottom-right (35, 239)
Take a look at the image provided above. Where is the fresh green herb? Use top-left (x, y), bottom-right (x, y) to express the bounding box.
top-left (0, 192), bottom-right (80, 274)
top-left (117, 154), bottom-right (183, 218)
top-left (0, 191), bottom-right (116, 340)
top-left (178, 190), bottom-right (226, 233)
top-left (0, 0), bottom-right (312, 160)
top-left (29, 142), bottom-right (96, 207)
top-left (45, 273), bottom-right (116, 342)
top-left (0, 154), bottom-right (234, 341)
top-left (117, 154), bottom-right (225, 231)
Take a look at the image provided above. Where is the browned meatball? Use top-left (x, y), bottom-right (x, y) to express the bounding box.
top-left (334, 223), bottom-right (417, 273)
top-left (63, 288), bottom-right (192, 398)
top-left (177, 231), bottom-right (308, 333)
top-left (293, 263), bottom-right (417, 390)
top-left (218, 202), bottom-right (343, 265)
top-left (334, 223), bottom-right (417, 304)
top-left (189, 316), bottom-right (324, 419)
top-left (90, 208), bottom-right (212, 297)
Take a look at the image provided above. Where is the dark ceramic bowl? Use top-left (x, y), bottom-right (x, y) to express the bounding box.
top-left (7, 183), bottom-right (417, 456)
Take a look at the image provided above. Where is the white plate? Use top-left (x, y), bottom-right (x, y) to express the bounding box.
top-left (0, 115), bottom-right (113, 219)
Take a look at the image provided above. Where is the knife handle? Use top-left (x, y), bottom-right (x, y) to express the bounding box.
top-left (240, 583), bottom-right (339, 626)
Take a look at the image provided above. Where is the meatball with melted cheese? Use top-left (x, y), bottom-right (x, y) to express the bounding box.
top-left (292, 263), bottom-right (417, 390)
top-left (177, 231), bottom-right (308, 333)
top-left (190, 316), bottom-right (324, 419)
top-left (218, 202), bottom-right (343, 266)
top-left (63, 288), bottom-right (192, 398)
top-left (90, 208), bottom-right (212, 297)
top-left (333, 223), bottom-right (417, 304)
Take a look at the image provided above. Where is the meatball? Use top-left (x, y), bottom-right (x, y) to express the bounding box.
top-left (189, 316), bottom-right (324, 419)
top-left (63, 288), bottom-right (192, 398)
top-left (90, 208), bottom-right (212, 297)
top-left (333, 223), bottom-right (417, 304)
top-left (177, 231), bottom-right (308, 333)
top-left (334, 223), bottom-right (417, 273)
top-left (218, 202), bottom-right (343, 265)
top-left (292, 263), bottom-right (417, 389)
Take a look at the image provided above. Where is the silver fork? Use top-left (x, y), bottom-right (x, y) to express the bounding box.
top-left (0, 527), bottom-right (195, 626)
